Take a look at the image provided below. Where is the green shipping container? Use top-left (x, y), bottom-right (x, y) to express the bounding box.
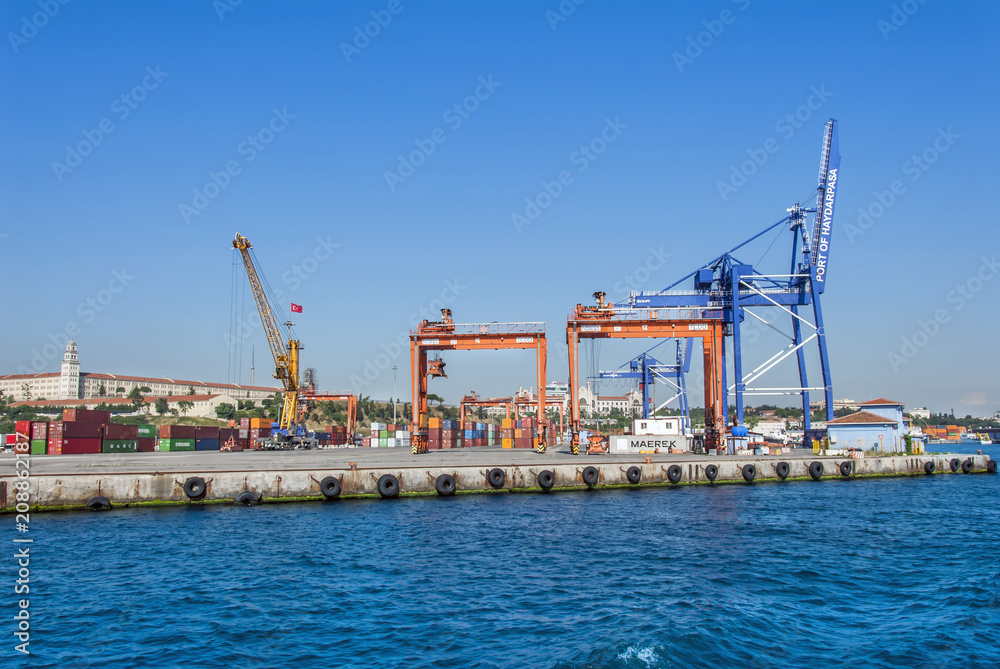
top-left (379, 430), bottom-right (389, 438)
top-left (158, 438), bottom-right (195, 452)
top-left (102, 439), bottom-right (138, 453)
top-left (378, 438), bottom-right (388, 447)
top-left (136, 424), bottom-right (156, 438)
top-left (30, 440), bottom-right (46, 455)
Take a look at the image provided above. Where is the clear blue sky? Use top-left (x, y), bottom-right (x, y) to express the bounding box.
top-left (2, 1), bottom-right (997, 417)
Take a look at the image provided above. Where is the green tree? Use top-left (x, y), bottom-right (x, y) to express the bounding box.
top-left (427, 393), bottom-right (444, 406)
top-left (98, 384), bottom-right (107, 397)
top-left (187, 386), bottom-right (195, 395)
top-left (154, 397), bottom-right (170, 415)
top-left (115, 387), bottom-right (126, 397)
top-left (215, 403), bottom-right (236, 420)
top-left (178, 400), bottom-right (194, 416)
top-left (127, 386), bottom-right (152, 413)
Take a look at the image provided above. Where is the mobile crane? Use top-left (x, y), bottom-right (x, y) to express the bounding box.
top-left (232, 233), bottom-right (316, 450)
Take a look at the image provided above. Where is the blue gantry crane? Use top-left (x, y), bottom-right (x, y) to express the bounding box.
top-left (593, 340), bottom-right (693, 431)
top-left (625, 119), bottom-right (841, 436)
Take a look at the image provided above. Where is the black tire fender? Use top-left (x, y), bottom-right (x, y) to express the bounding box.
top-left (666, 464), bottom-right (682, 484)
top-left (319, 476), bottom-right (341, 499)
top-left (986, 459), bottom-right (996, 473)
top-left (949, 458), bottom-right (961, 473)
top-left (377, 474), bottom-right (400, 498)
top-left (809, 461), bottom-right (824, 481)
top-left (435, 474), bottom-right (456, 496)
top-left (924, 461), bottom-right (936, 475)
top-left (775, 461), bottom-right (790, 480)
top-left (537, 470), bottom-right (555, 491)
top-left (961, 459), bottom-right (974, 474)
top-left (86, 495), bottom-right (111, 511)
top-left (839, 461), bottom-right (853, 477)
top-left (235, 491), bottom-right (258, 506)
top-left (704, 464), bottom-right (719, 482)
top-left (582, 466), bottom-right (599, 487)
top-left (487, 468), bottom-right (506, 489)
top-left (741, 464), bottom-right (756, 482)
top-left (183, 476), bottom-right (206, 500)
top-left (626, 466), bottom-right (642, 484)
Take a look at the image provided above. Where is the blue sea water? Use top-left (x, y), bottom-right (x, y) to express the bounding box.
top-left (6, 452), bottom-right (1000, 668)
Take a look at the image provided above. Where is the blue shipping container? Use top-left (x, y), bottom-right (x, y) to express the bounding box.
top-left (195, 438), bottom-right (220, 451)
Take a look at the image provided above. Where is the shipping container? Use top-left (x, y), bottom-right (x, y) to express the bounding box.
top-left (63, 408), bottom-right (111, 423)
top-left (60, 438), bottom-right (102, 455)
top-left (30, 439), bottom-right (46, 455)
top-left (159, 424), bottom-right (197, 439)
top-left (15, 420), bottom-right (31, 439)
top-left (137, 438), bottom-right (156, 452)
top-left (136, 424), bottom-right (156, 439)
top-left (49, 421), bottom-right (103, 439)
top-left (102, 439), bottom-right (138, 453)
top-left (195, 438), bottom-right (220, 451)
top-left (105, 423), bottom-right (139, 440)
top-left (195, 426), bottom-right (220, 439)
top-left (240, 417), bottom-right (251, 429)
top-left (30, 421), bottom-right (48, 440)
top-left (157, 438), bottom-right (195, 452)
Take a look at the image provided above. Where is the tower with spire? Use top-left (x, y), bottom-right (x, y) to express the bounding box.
top-left (59, 339), bottom-right (81, 399)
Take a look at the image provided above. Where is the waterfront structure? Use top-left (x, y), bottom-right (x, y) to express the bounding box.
top-left (826, 398), bottom-right (913, 452)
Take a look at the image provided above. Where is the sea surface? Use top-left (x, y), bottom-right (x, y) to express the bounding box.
top-left (7, 446), bottom-right (1000, 668)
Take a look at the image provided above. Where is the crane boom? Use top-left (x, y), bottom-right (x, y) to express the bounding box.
top-left (810, 119), bottom-right (839, 294)
top-left (232, 233), bottom-right (300, 432)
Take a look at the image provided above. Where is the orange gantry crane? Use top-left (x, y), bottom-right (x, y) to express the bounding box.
top-left (567, 292), bottom-right (726, 454)
top-left (513, 395), bottom-right (565, 435)
top-left (458, 392), bottom-right (513, 425)
top-left (298, 389), bottom-right (358, 439)
top-left (411, 309), bottom-right (548, 453)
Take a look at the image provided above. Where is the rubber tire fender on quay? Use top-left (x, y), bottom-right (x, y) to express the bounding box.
top-left (809, 461), bottom-right (824, 481)
top-left (487, 468), bottom-right (506, 489)
top-left (183, 476), bottom-right (206, 500)
top-left (924, 461), bottom-right (936, 475)
top-left (319, 476), bottom-right (341, 499)
top-left (986, 459), bottom-right (997, 473)
top-left (949, 458), bottom-right (961, 473)
top-left (961, 459), bottom-right (974, 474)
top-left (235, 491), bottom-right (258, 506)
top-left (741, 464), bottom-right (756, 483)
top-left (86, 495), bottom-right (111, 511)
top-left (626, 466), bottom-right (642, 484)
top-left (839, 461), bottom-right (853, 477)
top-left (775, 461), bottom-right (790, 480)
top-left (704, 464), bottom-right (719, 482)
top-left (435, 474), bottom-right (456, 496)
top-left (377, 474), bottom-right (400, 498)
top-left (582, 466), bottom-right (599, 487)
top-left (666, 465), bottom-right (682, 484)
top-left (537, 470), bottom-right (555, 491)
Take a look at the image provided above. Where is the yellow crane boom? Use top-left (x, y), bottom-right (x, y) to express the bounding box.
top-left (232, 233), bottom-right (300, 431)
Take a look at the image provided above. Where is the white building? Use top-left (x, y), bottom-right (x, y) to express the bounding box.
top-left (0, 340), bottom-right (280, 403)
top-left (578, 384), bottom-right (642, 417)
top-left (12, 393), bottom-right (242, 420)
top-left (755, 418), bottom-right (788, 440)
top-left (909, 407), bottom-right (930, 420)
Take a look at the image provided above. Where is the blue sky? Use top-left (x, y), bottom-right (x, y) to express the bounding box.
top-left (2, 0), bottom-right (998, 417)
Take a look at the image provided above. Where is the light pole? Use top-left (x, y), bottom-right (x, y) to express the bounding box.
top-left (392, 365), bottom-right (398, 423)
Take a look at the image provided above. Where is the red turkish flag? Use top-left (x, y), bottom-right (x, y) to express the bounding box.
top-left (290, 303), bottom-right (303, 313)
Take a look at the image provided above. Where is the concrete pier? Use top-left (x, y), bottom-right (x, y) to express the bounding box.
top-left (2, 447), bottom-right (994, 512)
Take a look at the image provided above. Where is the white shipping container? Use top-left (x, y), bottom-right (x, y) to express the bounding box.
top-left (387, 438), bottom-right (396, 448)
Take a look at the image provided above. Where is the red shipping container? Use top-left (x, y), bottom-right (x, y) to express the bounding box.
top-left (15, 421), bottom-right (31, 440)
top-left (195, 426), bottom-right (220, 438)
top-left (239, 417), bottom-right (250, 429)
top-left (48, 421), bottom-right (103, 439)
top-left (31, 421), bottom-right (49, 440)
top-left (60, 438), bottom-right (102, 455)
top-left (136, 438), bottom-right (156, 452)
top-left (63, 408), bottom-right (111, 423)
top-left (159, 424), bottom-right (197, 439)
top-left (5, 434), bottom-right (17, 446)
top-left (104, 423), bottom-right (139, 439)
